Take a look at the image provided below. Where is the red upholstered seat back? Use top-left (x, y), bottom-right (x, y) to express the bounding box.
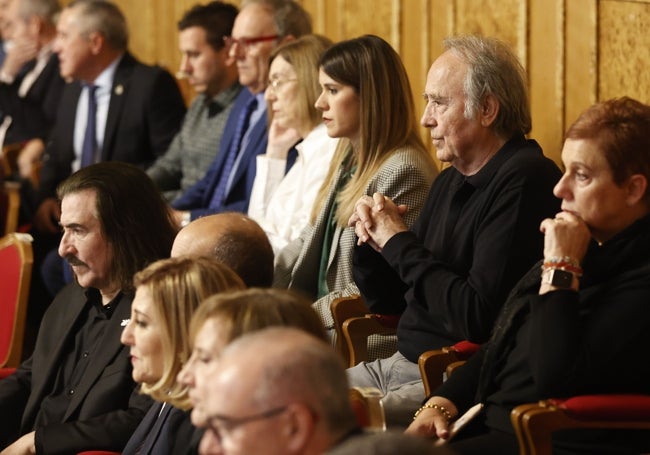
top-left (0, 234), bottom-right (33, 367)
top-left (551, 395), bottom-right (650, 421)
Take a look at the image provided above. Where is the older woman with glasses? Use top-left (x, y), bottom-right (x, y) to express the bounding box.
top-left (119, 256), bottom-right (244, 455)
top-left (407, 97), bottom-right (650, 454)
top-left (248, 34), bottom-right (338, 254)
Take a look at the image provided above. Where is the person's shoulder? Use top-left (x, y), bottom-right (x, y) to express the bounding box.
top-left (506, 138), bottom-right (558, 170)
top-left (493, 139), bottom-right (561, 187)
top-left (380, 145), bottom-right (439, 180)
top-left (41, 282), bottom-right (88, 325)
top-left (122, 54), bottom-right (177, 85)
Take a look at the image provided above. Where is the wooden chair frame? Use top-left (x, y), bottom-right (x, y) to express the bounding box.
top-left (511, 397), bottom-right (650, 455)
top-left (2, 181), bottom-right (21, 234)
top-left (418, 342), bottom-right (480, 397)
top-left (331, 295), bottom-right (368, 366)
top-left (341, 314), bottom-right (397, 368)
top-left (349, 386), bottom-right (386, 432)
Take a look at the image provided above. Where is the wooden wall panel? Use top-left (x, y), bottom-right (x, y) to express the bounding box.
top-left (454, 0), bottom-right (524, 55)
top-left (564, 0), bottom-right (597, 139)
top-left (598, 0), bottom-right (650, 102)
top-left (529, 0), bottom-right (566, 162)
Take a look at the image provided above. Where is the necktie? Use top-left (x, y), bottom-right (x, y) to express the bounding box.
top-left (80, 84), bottom-right (98, 168)
top-left (209, 97), bottom-right (258, 209)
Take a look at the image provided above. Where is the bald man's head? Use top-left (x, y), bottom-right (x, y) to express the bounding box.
top-left (202, 327), bottom-right (356, 454)
top-left (171, 213), bottom-right (274, 287)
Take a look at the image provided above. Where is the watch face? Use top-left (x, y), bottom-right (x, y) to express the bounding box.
top-left (550, 268), bottom-right (574, 288)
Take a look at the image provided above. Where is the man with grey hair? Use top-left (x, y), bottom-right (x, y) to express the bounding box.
top-left (199, 327), bottom-right (358, 455)
top-left (33, 0), bottom-right (185, 235)
top-left (0, 0), bottom-right (64, 146)
top-left (347, 35), bottom-right (562, 426)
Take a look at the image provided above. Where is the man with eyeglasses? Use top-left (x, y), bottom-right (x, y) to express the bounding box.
top-left (198, 327), bottom-right (359, 455)
top-left (146, 2), bottom-right (242, 203)
top-left (171, 0), bottom-right (312, 227)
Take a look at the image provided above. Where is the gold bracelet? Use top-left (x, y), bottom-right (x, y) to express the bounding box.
top-left (413, 403), bottom-right (452, 422)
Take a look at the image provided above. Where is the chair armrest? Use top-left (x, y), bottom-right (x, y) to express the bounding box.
top-left (417, 341), bottom-right (480, 397)
top-left (450, 340), bottom-right (481, 357)
top-left (331, 295), bottom-right (369, 365)
top-left (418, 349), bottom-right (458, 397)
top-left (511, 395), bottom-right (650, 455)
top-left (342, 315), bottom-right (396, 367)
top-left (445, 360), bottom-right (466, 379)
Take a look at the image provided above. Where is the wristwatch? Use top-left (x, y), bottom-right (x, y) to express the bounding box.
top-left (543, 268), bottom-right (576, 289)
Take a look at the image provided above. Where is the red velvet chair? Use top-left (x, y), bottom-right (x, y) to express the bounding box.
top-left (511, 394), bottom-right (650, 454)
top-left (0, 233), bottom-right (33, 368)
top-left (418, 341), bottom-right (481, 397)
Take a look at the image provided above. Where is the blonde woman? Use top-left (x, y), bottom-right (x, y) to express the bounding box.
top-left (120, 256), bottom-right (244, 455)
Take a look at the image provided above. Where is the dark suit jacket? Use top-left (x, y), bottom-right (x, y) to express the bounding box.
top-left (37, 52), bottom-right (186, 202)
top-left (0, 283), bottom-right (152, 454)
top-left (122, 402), bottom-right (196, 455)
top-left (0, 53), bottom-right (65, 144)
top-left (172, 88), bottom-right (268, 218)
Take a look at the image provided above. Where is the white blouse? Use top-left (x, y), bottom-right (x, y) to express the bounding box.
top-left (248, 123), bottom-right (338, 254)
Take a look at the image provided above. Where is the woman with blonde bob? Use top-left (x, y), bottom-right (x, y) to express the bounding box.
top-left (120, 256), bottom-right (245, 455)
top-left (176, 288), bottom-right (329, 452)
top-left (273, 34), bottom-right (438, 338)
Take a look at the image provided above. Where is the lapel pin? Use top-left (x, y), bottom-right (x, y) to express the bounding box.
top-left (114, 84), bottom-right (124, 95)
top-left (121, 318), bottom-right (130, 327)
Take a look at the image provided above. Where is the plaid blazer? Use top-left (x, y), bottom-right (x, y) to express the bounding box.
top-left (273, 145), bottom-right (438, 332)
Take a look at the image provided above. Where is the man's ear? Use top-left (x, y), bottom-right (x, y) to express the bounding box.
top-left (284, 403), bottom-right (315, 453)
top-left (87, 31), bottom-right (104, 55)
top-left (28, 16), bottom-right (43, 35)
top-left (479, 94), bottom-right (499, 127)
top-left (625, 174), bottom-right (648, 207)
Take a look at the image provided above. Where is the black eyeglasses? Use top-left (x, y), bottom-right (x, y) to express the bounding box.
top-left (223, 35), bottom-right (280, 53)
top-left (206, 406), bottom-right (287, 439)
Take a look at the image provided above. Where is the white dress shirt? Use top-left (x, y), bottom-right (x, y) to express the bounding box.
top-left (72, 54), bottom-right (122, 172)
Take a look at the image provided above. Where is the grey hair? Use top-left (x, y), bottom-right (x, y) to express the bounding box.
top-left (67, 0), bottom-right (128, 51)
top-left (17, 0), bottom-right (60, 22)
top-left (240, 0), bottom-right (312, 37)
top-left (242, 328), bottom-right (357, 437)
top-left (444, 35), bottom-right (531, 136)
